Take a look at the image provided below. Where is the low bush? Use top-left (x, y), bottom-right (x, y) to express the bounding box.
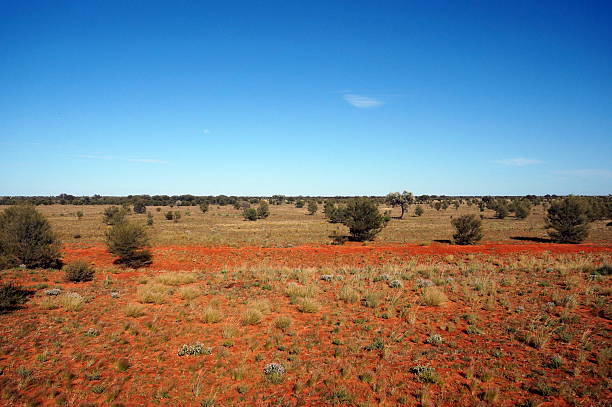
top-left (0, 205), bottom-right (62, 269)
top-left (340, 198), bottom-right (387, 241)
top-left (451, 214), bottom-right (483, 245)
top-left (243, 208), bottom-right (258, 221)
top-left (103, 206), bottom-right (126, 225)
top-left (0, 283), bottom-right (33, 313)
top-left (106, 221), bottom-right (152, 268)
top-left (64, 260), bottom-right (95, 282)
top-left (546, 196), bottom-right (590, 243)
top-left (257, 201), bottom-right (270, 219)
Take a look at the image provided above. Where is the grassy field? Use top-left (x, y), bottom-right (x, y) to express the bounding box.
top-left (4, 203), bottom-right (610, 247)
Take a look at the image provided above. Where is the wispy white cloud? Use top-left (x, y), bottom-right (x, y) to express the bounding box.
top-left (76, 154), bottom-right (114, 160)
top-left (203, 129), bottom-right (210, 134)
top-left (495, 158), bottom-right (543, 167)
top-left (127, 158), bottom-right (168, 164)
top-left (75, 154), bottom-right (167, 164)
top-left (343, 93), bottom-right (383, 108)
top-left (552, 169), bottom-right (612, 179)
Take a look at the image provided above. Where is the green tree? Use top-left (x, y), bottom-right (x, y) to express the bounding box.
top-left (341, 199), bottom-right (387, 242)
top-left (414, 205), bottom-right (424, 217)
top-left (384, 191), bottom-right (414, 219)
top-left (511, 199), bottom-right (531, 219)
top-left (199, 202), bottom-right (209, 213)
top-left (106, 221), bottom-right (152, 268)
top-left (307, 201), bottom-right (318, 215)
top-left (0, 206), bottom-right (62, 269)
top-left (257, 201), bottom-right (270, 219)
top-left (243, 208), bottom-right (258, 221)
top-left (133, 200), bottom-right (146, 214)
top-left (451, 215), bottom-right (483, 245)
top-left (546, 197), bottom-right (589, 243)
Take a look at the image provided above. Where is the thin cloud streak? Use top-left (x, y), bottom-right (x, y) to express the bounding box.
top-left (75, 154), bottom-right (167, 164)
top-left (495, 158), bottom-right (543, 167)
top-left (343, 93), bottom-right (383, 108)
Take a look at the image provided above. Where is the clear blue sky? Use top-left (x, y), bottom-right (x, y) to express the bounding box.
top-left (1, 1), bottom-right (611, 196)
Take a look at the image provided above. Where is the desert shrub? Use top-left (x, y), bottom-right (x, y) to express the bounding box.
top-left (106, 221), bottom-right (152, 268)
top-left (201, 307), bottom-right (223, 323)
top-left (0, 283), bottom-right (33, 313)
top-left (257, 201), bottom-right (270, 219)
top-left (146, 212), bottom-right (154, 226)
top-left (340, 198), bottom-right (387, 241)
top-left (64, 260), bottom-right (95, 282)
top-left (165, 211), bottom-right (174, 220)
top-left (133, 201), bottom-right (146, 214)
top-left (492, 200), bottom-right (509, 219)
top-left (451, 214), bottom-right (483, 245)
top-left (243, 208), bottom-right (258, 221)
top-left (136, 284), bottom-right (169, 304)
top-left (76, 211), bottom-right (83, 220)
top-left (296, 298), bottom-right (320, 313)
top-left (546, 197), bottom-right (590, 243)
top-left (0, 205), bottom-right (61, 269)
top-left (414, 205), bottom-right (424, 217)
top-left (512, 199), bottom-right (532, 219)
top-left (199, 202), bottom-right (209, 213)
top-left (307, 201), bottom-right (318, 215)
top-left (241, 308), bottom-right (263, 325)
top-left (295, 200), bottom-right (305, 208)
top-left (421, 287), bottom-right (448, 306)
top-left (338, 286), bottom-right (359, 303)
top-left (103, 206), bottom-right (126, 225)
top-left (154, 272), bottom-right (197, 286)
top-left (124, 303), bottom-right (145, 317)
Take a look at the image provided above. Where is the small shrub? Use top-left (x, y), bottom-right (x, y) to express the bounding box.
top-left (177, 343), bottom-right (212, 356)
top-left (103, 206), bottom-right (126, 225)
top-left (165, 211), bottom-right (174, 221)
top-left (64, 260), bottom-right (95, 282)
top-left (146, 212), bottom-right (154, 226)
top-left (263, 363), bottom-right (285, 384)
top-left (242, 208), bottom-right (258, 221)
top-left (338, 286), bottom-right (359, 303)
top-left (124, 304), bottom-right (145, 317)
top-left (241, 308), bottom-right (262, 325)
top-left (341, 198), bottom-right (387, 241)
top-left (307, 201), bottom-right (318, 215)
top-left (106, 221), bottom-right (152, 268)
top-left (425, 334), bottom-right (444, 345)
top-left (274, 316), bottom-right (291, 331)
top-left (0, 283), bottom-right (33, 313)
top-left (414, 205), bottom-right (424, 217)
top-left (154, 272), bottom-right (197, 286)
top-left (257, 201), bottom-right (270, 219)
top-left (296, 298), bottom-right (320, 313)
top-left (199, 202), bottom-right (209, 213)
top-left (133, 201), bottom-right (146, 214)
top-left (178, 286), bottom-right (200, 300)
top-left (546, 197), bottom-right (590, 243)
top-left (451, 215), bottom-right (483, 245)
top-left (137, 284), bottom-right (169, 304)
top-left (0, 205), bottom-right (62, 269)
top-left (201, 307), bottom-right (223, 323)
top-left (410, 366), bottom-right (439, 383)
top-left (61, 292), bottom-right (85, 311)
top-left (421, 287), bottom-right (448, 306)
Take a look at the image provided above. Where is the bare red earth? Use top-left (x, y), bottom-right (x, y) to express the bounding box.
top-left (63, 242), bottom-right (612, 271)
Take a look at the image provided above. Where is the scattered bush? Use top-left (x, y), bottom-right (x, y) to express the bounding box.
top-left (199, 202), bottom-right (209, 213)
top-left (546, 196), bottom-right (590, 243)
top-left (421, 287), bottom-right (448, 306)
top-left (103, 206), bottom-right (126, 225)
top-left (307, 201), bottom-right (318, 215)
top-left (243, 208), bottom-right (258, 221)
top-left (0, 283), bottom-right (33, 313)
top-left (257, 201), bottom-right (270, 219)
top-left (414, 205), bottom-right (424, 217)
top-left (106, 221), bottom-right (152, 268)
top-left (0, 205), bottom-right (62, 269)
top-left (512, 199), bottom-right (532, 219)
top-left (451, 214), bottom-right (483, 245)
top-left (64, 260), bottom-right (95, 282)
top-left (384, 191), bottom-right (414, 219)
top-left (202, 307), bottom-right (223, 323)
top-left (295, 200), bottom-right (305, 208)
top-left (136, 284), bottom-right (169, 304)
top-left (133, 200), bottom-right (146, 214)
top-left (493, 200), bottom-right (509, 219)
top-left (340, 198), bottom-right (387, 241)
top-left (177, 343), bottom-right (212, 356)
top-left (146, 212), bottom-right (154, 226)
top-left (410, 366), bottom-right (439, 383)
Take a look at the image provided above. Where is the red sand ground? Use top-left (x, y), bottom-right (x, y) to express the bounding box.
top-left (64, 242), bottom-right (612, 271)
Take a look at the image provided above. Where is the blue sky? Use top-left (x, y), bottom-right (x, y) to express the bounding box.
top-left (1, 1), bottom-right (611, 196)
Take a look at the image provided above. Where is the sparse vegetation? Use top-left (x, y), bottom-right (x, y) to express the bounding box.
top-left (0, 205), bottom-right (61, 269)
top-left (546, 196), bottom-right (590, 243)
top-left (451, 214), bottom-right (483, 245)
top-left (64, 260), bottom-right (95, 282)
top-left (106, 221), bottom-right (152, 268)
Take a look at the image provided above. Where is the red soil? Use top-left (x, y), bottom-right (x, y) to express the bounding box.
top-left (64, 242), bottom-right (612, 271)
